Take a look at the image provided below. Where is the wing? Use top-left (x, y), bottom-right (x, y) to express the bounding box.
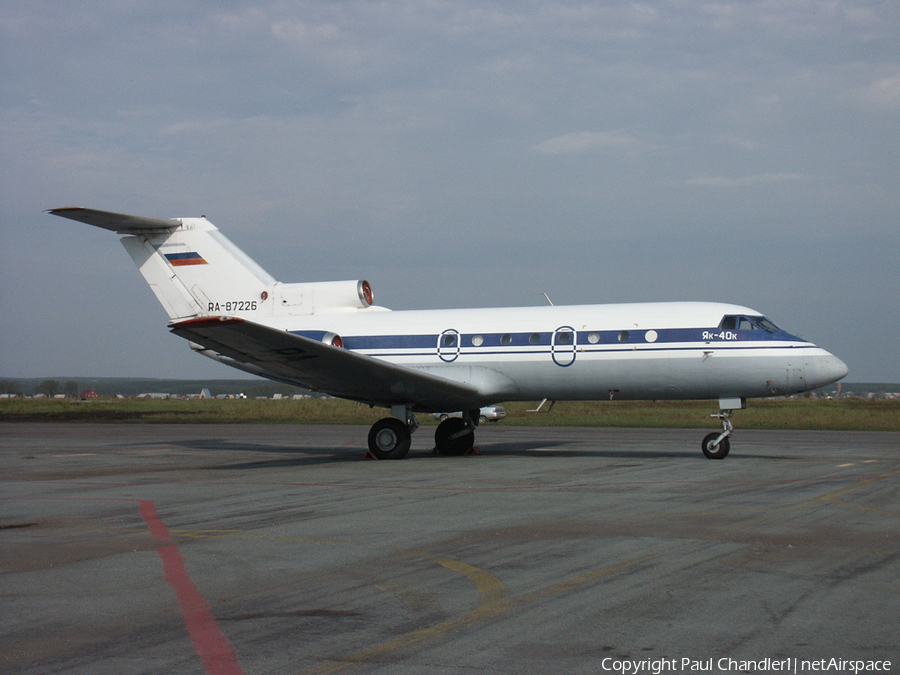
top-left (169, 316), bottom-right (482, 411)
top-left (48, 207), bottom-right (181, 233)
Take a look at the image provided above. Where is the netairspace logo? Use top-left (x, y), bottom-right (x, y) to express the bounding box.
top-left (599, 658), bottom-right (893, 674)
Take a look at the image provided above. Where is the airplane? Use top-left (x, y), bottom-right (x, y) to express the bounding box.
top-left (49, 206), bottom-right (848, 460)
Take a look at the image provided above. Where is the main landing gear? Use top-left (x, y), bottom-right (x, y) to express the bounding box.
top-left (367, 417), bottom-right (413, 460)
top-left (701, 397), bottom-right (745, 460)
top-left (366, 406), bottom-right (480, 459)
top-left (434, 411), bottom-right (478, 456)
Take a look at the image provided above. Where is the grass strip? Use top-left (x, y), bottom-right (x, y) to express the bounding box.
top-left (1, 397), bottom-right (897, 431)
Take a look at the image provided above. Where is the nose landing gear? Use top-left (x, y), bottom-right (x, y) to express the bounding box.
top-left (701, 398), bottom-right (744, 460)
top-left (702, 411), bottom-right (732, 459)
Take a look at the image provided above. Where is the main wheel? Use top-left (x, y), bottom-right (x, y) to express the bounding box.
top-left (701, 432), bottom-right (730, 460)
top-left (434, 418), bottom-right (474, 456)
top-left (367, 418), bottom-right (412, 460)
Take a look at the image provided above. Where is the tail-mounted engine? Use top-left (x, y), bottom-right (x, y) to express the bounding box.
top-left (271, 279), bottom-right (374, 315)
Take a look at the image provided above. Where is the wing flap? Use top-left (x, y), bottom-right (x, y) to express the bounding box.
top-left (48, 207), bottom-right (181, 233)
top-left (169, 317), bottom-right (482, 411)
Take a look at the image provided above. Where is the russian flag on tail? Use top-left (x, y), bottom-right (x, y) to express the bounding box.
top-left (165, 252), bottom-right (208, 266)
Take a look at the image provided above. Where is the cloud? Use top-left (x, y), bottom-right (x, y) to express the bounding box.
top-left (684, 173), bottom-right (809, 188)
top-left (531, 131), bottom-right (640, 155)
top-left (866, 73), bottom-right (900, 110)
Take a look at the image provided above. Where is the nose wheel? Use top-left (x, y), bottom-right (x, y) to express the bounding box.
top-left (701, 409), bottom-right (734, 459)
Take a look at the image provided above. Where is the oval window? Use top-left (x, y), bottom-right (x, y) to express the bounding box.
top-left (471, 334), bottom-right (484, 347)
top-left (618, 331), bottom-right (630, 343)
top-left (438, 329), bottom-right (461, 362)
top-left (529, 333), bottom-right (541, 345)
top-left (587, 332), bottom-right (600, 344)
top-left (501, 334), bottom-right (512, 345)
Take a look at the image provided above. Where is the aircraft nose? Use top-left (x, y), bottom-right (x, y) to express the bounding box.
top-left (808, 353), bottom-right (849, 389)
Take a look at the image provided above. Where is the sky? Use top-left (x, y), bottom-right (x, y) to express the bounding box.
top-left (1, 0), bottom-right (898, 383)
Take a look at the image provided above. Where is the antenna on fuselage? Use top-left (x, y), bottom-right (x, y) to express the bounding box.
top-left (527, 398), bottom-right (556, 413)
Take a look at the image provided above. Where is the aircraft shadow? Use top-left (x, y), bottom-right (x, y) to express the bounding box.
top-left (166, 437), bottom-right (702, 471)
top-left (482, 444), bottom-right (695, 460)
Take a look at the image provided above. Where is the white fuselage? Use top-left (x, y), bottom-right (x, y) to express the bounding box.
top-left (260, 301), bottom-right (845, 407)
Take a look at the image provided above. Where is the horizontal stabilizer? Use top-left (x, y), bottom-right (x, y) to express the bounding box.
top-left (48, 207), bottom-right (181, 233)
top-left (169, 316), bottom-right (482, 411)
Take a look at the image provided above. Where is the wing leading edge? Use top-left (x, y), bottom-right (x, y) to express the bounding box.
top-left (169, 316), bottom-right (482, 411)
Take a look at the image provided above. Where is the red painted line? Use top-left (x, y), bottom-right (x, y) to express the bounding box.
top-left (139, 501), bottom-right (245, 675)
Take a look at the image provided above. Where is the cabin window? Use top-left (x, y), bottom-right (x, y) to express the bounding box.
top-left (529, 333), bottom-right (541, 345)
top-left (556, 331), bottom-right (572, 345)
top-left (618, 331), bottom-right (630, 343)
top-left (587, 332), bottom-right (600, 344)
top-left (442, 334), bottom-right (457, 347)
top-left (471, 334), bottom-right (484, 347)
top-left (501, 334), bottom-right (512, 345)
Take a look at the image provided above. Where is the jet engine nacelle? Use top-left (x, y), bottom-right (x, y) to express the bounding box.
top-left (272, 279), bottom-right (374, 315)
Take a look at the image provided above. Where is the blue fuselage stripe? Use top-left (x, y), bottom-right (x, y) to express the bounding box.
top-left (289, 327), bottom-right (805, 355)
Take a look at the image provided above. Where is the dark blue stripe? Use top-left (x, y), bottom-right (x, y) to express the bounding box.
top-left (307, 328), bottom-right (804, 351)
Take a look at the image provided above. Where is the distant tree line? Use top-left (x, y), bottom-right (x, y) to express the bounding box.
top-left (1, 380), bottom-right (81, 397)
top-left (0, 378), bottom-right (312, 398)
top-left (1, 380), bottom-right (23, 396)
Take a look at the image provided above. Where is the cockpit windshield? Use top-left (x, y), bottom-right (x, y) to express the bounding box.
top-left (752, 316), bottom-right (781, 332)
top-left (718, 315), bottom-right (781, 333)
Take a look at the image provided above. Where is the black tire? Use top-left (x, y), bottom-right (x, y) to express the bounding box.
top-left (434, 418), bottom-right (474, 456)
top-left (367, 418), bottom-right (411, 460)
top-left (701, 432), bottom-right (730, 460)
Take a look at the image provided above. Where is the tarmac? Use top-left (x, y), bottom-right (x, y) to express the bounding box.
top-left (1, 422), bottom-right (898, 675)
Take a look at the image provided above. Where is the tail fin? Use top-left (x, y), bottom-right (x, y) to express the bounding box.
top-left (50, 207), bottom-right (275, 321)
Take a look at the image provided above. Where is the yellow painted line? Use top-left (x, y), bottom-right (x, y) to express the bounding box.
top-left (403, 549), bottom-right (511, 611)
top-left (817, 497), bottom-right (899, 516)
top-left (370, 579), bottom-right (437, 612)
top-left (512, 547), bottom-right (674, 608)
top-left (786, 472), bottom-right (896, 511)
top-left (297, 545), bottom-right (673, 675)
